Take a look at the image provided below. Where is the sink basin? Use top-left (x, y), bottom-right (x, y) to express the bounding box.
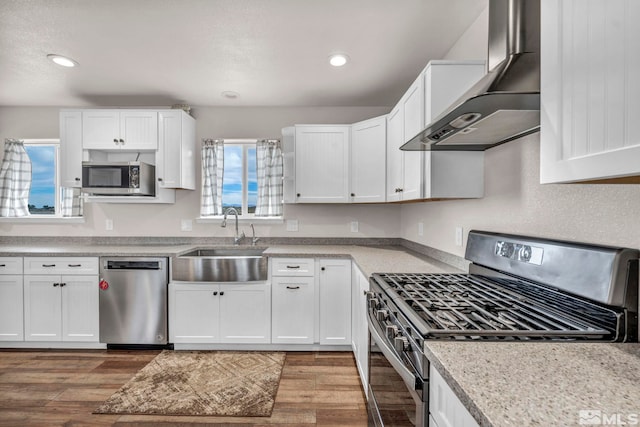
top-left (172, 247), bottom-right (268, 282)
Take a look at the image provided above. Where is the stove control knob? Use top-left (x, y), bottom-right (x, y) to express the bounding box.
top-left (394, 335), bottom-right (409, 352)
top-left (368, 298), bottom-right (380, 310)
top-left (376, 309), bottom-right (389, 322)
top-left (386, 325), bottom-right (399, 339)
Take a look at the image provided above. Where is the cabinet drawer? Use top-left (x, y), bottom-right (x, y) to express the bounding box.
top-left (24, 257), bottom-right (99, 275)
top-left (0, 257), bottom-right (23, 275)
top-left (271, 258), bottom-right (315, 276)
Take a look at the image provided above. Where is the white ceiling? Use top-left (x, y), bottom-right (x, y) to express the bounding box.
top-left (0, 0), bottom-right (487, 108)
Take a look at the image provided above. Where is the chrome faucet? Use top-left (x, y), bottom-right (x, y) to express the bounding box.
top-left (221, 207), bottom-right (245, 245)
top-left (250, 223), bottom-right (259, 246)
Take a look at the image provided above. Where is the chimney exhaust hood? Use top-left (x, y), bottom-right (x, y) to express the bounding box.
top-left (401, 0), bottom-right (540, 152)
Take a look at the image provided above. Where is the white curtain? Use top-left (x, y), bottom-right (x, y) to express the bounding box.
top-left (255, 140), bottom-right (283, 217)
top-left (0, 138), bottom-right (31, 217)
top-left (60, 187), bottom-right (83, 217)
top-left (200, 139), bottom-right (224, 216)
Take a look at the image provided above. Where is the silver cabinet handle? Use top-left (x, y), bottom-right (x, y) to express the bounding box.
top-left (286, 286), bottom-right (300, 290)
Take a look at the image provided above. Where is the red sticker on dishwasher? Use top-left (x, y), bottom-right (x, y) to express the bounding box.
top-left (99, 279), bottom-right (109, 290)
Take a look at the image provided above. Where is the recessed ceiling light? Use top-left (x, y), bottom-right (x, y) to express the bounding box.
top-left (47, 54), bottom-right (78, 67)
top-left (329, 53), bottom-right (349, 67)
top-left (221, 91), bottom-right (239, 99)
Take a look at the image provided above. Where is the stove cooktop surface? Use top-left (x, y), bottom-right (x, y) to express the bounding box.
top-left (372, 272), bottom-right (621, 341)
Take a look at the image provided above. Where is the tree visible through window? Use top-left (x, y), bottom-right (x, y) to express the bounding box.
top-left (222, 144), bottom-right (257, 215)
top-left (24, 142), bottom-right (58, 215)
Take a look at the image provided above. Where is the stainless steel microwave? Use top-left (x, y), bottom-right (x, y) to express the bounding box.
top-left (82, 161), bottom-right (155, 196)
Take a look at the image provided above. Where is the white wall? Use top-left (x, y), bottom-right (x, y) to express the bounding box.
top-left (400, 5), bottom-right (640, 253)
top-left (0, 105), bottom-right (400, 238)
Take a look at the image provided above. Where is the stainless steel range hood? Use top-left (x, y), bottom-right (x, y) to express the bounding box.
top-left (401, 0), bottom-right (540, 151)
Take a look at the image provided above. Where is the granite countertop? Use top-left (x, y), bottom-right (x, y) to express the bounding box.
top-left (425, 342), bottom-right (640, 427)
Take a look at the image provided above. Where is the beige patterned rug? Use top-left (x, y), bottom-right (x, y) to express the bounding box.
top-left (94, 350), bottom-right (286, 417)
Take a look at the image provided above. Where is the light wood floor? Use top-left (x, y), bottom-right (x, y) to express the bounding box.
top-left (0, 349), bottom-right (368, 426)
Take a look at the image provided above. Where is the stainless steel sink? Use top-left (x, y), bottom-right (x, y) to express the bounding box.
top-left (171, 247), bottom-right (268, 282)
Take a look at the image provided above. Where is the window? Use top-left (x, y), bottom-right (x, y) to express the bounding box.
top-left (24, 139), bottom-right (59, 216)
top-left (222, 143), bottom-right (257, 215)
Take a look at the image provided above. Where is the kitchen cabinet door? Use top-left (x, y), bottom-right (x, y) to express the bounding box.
top-left (318, 259), bottom-right (351, 345)
top-left (386, 104), bottom-right (404, 202)
top-left (0, 275), bottom-right (24, 341)
top-left (351, 264), bottom-right (369, 393)
top-left (218, 283), bottom-right (271, 344)
top-left (429, 365), bottom-right (479, 427)
top-left (272, 276), bottom-right (315, 344)
top-left (540, 0), bottom-right (640, 183)
top-left (351, 116), bottom-right (387, 203)
top-left (402, 75), bottom-right (425, 201)
top-left (169, 283), bottom-right (219, 343)
top-left (293, 125), bottom-right (350, 203)
top-left (24, 276), bottom-right (62, 341)
top-left (59, 111), bottom-right (83, 188)
top-left (157, 110), bottom-right (196, 190)
top-left (82, 110), bottom-right (158, 150)
top-left (61, 275), bottom-right (99, 342)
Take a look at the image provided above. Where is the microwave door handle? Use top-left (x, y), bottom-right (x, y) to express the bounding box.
top-left (367, 312), bottom-right (421, 392)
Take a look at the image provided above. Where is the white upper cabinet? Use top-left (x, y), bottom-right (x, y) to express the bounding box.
top-left (387, 60), bottom-right (486, 202)
top-left (350, 116), bottom-right (387, 203)
top-left (156, 110), bottom-right (196, 190)
top-left (286, 125), bottom-right (350, 203)
top-left (82, 109), bottom-right (158, 150)
top-left (540, 0), bottom-right (640, 183)
top-left (59, 111), bottom-right (83, 188)
top-left (386, 104), bottom-right (405, 202)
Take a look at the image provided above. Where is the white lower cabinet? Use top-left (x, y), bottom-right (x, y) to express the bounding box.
top-left (0, 257), bottom-right (24, 341)
top-left (169, 282), bottom-right (271, 344)
top-left (271, 276), bottom-right (315, 344)
top-left (319, 259), bottom-right (351, 345)
top-left (351, 264), bottom-right (369, 394)
top-left (23, 275), bottom-right (99, 342)
top-left (429, 365), bottom-right (479, 427)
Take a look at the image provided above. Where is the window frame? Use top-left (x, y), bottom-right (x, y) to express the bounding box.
top-left (0, 138), bottom-right (83, 223)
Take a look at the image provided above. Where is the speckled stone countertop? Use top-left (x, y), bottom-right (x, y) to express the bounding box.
top-left (0, 243), bottom-right (460, 276)
top-left (424, 342), bottom-right (640, 427)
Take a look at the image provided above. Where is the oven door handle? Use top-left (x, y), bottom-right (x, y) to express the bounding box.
top-left (367, 312), bottom-right (421, 392)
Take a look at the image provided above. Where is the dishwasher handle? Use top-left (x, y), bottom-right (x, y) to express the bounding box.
top-left (104, 260), bottom-right (162, 270)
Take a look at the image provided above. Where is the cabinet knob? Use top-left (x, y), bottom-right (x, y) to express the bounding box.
top-left (53, 283), bottom-right (60, 287)
top-left (75, 177), bottom-right (80, 181)
top-left (220, 291), bottom-right (224, 296)
top-left (60, 283), bottom-right (66, 287)
top-left (158, 178), bottom-right (163, 182)
top-left (213, 291), bottom-right (218, 296)
top-left (113, 138), bottom-right (118, 144)
top-left (321, 267), bottom-right (325, 271)
top-left (119, 139), bottom-right (125, 144)
top-left (350, 193), bottom-right (355, 197)
top-left (296, 193), bottom-right (301, 197)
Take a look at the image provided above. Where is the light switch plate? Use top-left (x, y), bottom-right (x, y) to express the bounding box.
top-left (418, 222), bottom-right (424, 237)
top-left (350, 221), bottom-right (359, 233)
top-left (181, 219), bottom-right (193, 232)
top-left (286, 219), bottom-right (299, 232)
top-left (455, 226), bottom-right (463, 246)
top-left (105, 219), bottom-right (113, 231)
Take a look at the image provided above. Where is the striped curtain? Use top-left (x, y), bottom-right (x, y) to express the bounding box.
top-left (60, 187), bottom-right (83, 217)
top-left (0, 139), bottom-right (31, 217)
top-left (200, 139), bottom-right (224, 216)
top-left (255, 140), bottom-right (283, 217)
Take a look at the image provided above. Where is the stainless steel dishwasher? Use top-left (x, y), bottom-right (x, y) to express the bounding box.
top-left (99, 257), bottom-right (168, 346)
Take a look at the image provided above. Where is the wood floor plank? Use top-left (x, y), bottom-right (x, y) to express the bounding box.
top-left (0, 349), bottom-right (367, 426)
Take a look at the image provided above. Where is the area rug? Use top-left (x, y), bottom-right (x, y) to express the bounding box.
top-left (94, 350), bottom-right (286, 417)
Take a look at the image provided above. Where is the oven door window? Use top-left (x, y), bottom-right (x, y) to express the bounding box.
top-left (369, 344), bottom-right (422, 426)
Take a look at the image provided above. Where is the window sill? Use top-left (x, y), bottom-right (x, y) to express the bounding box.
top-left (196, 217), bottom-right (284, 225)
top-left (0, 216), bottom-right (85, 224)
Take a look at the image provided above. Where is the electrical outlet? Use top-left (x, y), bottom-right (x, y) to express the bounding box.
top-left (286, 219), bottom-right (298, 232)
top-left (350, 221), bottom-right (359, 233)
top-left (181, 219), bottom-right (193, 232)
top-left (418, 222), bottom-right (424, 237)
top-left (105, 219), bottom-right (113, 231)
top-left (455, 226), bottom-right (463, 246)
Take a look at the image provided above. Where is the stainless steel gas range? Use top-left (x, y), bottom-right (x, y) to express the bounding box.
top-left (367, 230), bottom-right (639, 427)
